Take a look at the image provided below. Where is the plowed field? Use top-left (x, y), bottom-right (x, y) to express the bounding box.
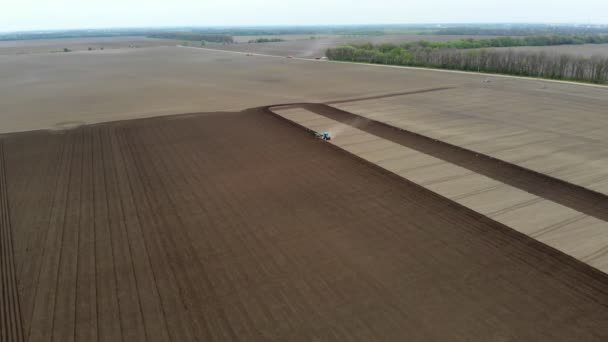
top-left (2, 108), bottom-right (608, 341)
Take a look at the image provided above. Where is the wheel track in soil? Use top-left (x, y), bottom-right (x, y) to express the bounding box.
top-left (13, 136), bottom-right (64, 299)
top-left (50, 130), bottom-right (84, 342)
top-left (140, 121), bottom-right (240, 340)
top-left (114, 128), bottom-right (173, 342)
top-left (123, 124), bottom-right (208, 341)
top-left (19, 135), bottom-right (70, 342)
top-left (92, 128), bottom-right (121, 342)
top-left (106, 127), bottom-right (157, 342)
top-left (0, 141), bottom-right (24, 342)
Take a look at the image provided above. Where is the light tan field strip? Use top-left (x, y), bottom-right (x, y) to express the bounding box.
top-left (332, 87), bottom-right (608, 196)
top-left (271, 106), bottom-right (608, 273)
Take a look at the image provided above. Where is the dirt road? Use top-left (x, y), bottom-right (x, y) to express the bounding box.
top-left (2, 108), bottom-right (608, 341)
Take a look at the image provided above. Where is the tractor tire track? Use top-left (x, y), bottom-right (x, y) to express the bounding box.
top-left (26, 132), bottom-right (75, 342)
top-left (92, 128), bottom-right (122, 342)
top-left (0, 141), bottom-right (24, 342)
top-left (112, 128), bottom-right (173, 342)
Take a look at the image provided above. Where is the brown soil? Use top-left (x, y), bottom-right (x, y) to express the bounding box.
top-left (2, 108), bottom-right (608, 341)
top-left (1, 141), bottom-right (24, 342)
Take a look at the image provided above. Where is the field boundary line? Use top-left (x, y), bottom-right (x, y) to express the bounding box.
top-left (269, 103), bottom-right (608, 224)
top-left (324, 87), bottom-right (455, 104)
top-left (0, 141), bottom-right (25, 342)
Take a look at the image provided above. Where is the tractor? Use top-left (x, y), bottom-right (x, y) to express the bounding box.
top-left (314, 132), bottom-right (331, 141)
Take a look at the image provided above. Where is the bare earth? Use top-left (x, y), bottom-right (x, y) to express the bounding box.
top-left (0, 37), bottom-right (182, 56)
top-left (2, 108), bottom-right (608, 341)
top-left (2, 41), bottom-right (608, 341)
top-left (1, 45), bottom-right (607, 134)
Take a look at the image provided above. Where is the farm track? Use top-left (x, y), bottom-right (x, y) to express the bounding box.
top-left (2, 108), bottom-right (608, 340)
top-left (293, 103), bottom-right (608, 226)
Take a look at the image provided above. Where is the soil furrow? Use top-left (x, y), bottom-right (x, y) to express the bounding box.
top-left (0, 141), bottom-right (24, 342)
top-left (144, 121), bottom-right (240, 340)
top-left (122, 124), bottom-right (201, 341)
top-left (112, 128), bottom-right (172, 342)
top-left (13, 136), bottom-right (64, 290)
top-left (75, 128), bottom-right (98, 341)
top-left (16, 136), bottom-right (68, 342)
top-left (51, 130), bottom-right (84, 342)
top-left (26, 132), bottom-right (75, 342)
top-left (93, 128), bottom-right (122, 342)
top-left (106, 128), bottom-right (155, 341)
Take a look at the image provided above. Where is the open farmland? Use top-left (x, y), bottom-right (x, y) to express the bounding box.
top-left (330, 84), bottom-right (608, 197)
top-left (0, 45), bottom-right (485, 133)
top-left (1, 44), bottom-right (605, 134)
top-left (3, 43), bottom-right (608, 341)
top-left (0, 37), bottom-right (182, 55)
top-left (3, 108), bottom-right (608, 341)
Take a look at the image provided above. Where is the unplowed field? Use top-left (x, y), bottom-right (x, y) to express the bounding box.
top-left (2, 108), bottom-right (608, 341)
top-left (0, 37), bottom-right (181, 55)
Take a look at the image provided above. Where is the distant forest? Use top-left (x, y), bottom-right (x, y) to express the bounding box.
top-left (417, 35), bottom-right (608, 49)
top-left (0, 26), bottom-right (409, 41)
top-left (2, 24), bottom-right (608, 41)
top-left (147, 32), bottom-right (234, 43)
top-left (431, 25), bottom-right (608, 36)
top-left (247, 38), bottom-right (285, 43)
top-left (0, 29), bottom-right (152, 41)
top-left (327, 35), bottom-right (608, 84)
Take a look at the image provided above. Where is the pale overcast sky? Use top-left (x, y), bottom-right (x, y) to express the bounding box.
top-left (2, 0), bottom-right (608, 32)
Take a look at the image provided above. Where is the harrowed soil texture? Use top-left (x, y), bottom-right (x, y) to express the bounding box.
top-left (300, 103), bottom-right (608, 223)
top-left (2, 107), bottom-right (608, 342)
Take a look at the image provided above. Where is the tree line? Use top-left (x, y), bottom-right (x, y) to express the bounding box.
top-left (247, 38), bottom-right (285, 43)
top-left (326, 44), bottom-right (608, 84)
top-left (147, 33), bottom-right (234, 43)
top-left (421, 35), bottom-right (608, 49)
top-left (431, 25), bottom-right (608, 36)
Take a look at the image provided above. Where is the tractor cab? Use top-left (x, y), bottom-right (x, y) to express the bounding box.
top-left (315, 131), bottom-right (331, 141)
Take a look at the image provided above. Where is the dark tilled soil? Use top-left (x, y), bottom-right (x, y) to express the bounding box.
top-left (2, 108), bottom-right (608, 341)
